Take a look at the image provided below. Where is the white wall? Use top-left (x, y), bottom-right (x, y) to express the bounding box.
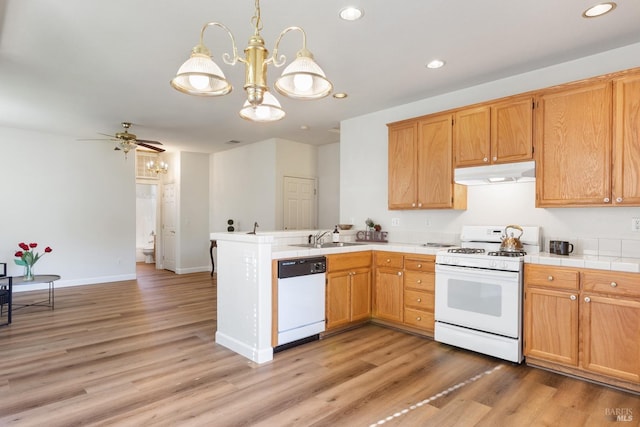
top-left (178, 151), bottom-right (210, 273)
top-left (0, 127), bottom-right (136, 286)
top-left (318, 142), bottom-right (340, 229)
top-left (210, 138), bottom-right (339, 232)
top-left (210, 139), bottom-right (277, 232)
top-left (340, 42), bottom-right (640, 247)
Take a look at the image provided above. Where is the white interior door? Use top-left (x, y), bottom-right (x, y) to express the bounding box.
top-left (162, 183), bottom-right (177, 272)
top-left (283, 176), bottom-right (317, 230)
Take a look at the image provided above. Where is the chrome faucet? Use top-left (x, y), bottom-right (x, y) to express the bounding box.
top-left (248, 221), bottom-right (259, 234)
top-left (310, 230), bottom-right (330, 246)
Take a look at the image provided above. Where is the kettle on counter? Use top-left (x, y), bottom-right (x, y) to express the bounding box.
top-left (500, 224), bottom-right (524, 252)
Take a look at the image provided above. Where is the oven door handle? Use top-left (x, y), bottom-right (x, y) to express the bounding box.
top-left (435, 264), bottom-right (519, 280)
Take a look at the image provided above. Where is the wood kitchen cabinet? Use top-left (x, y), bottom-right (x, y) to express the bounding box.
top-left (524, 264), bottom-right (580, 366)
top-left (581, 270), bottom-right (640, 383)
top-left (453, 96), bottom-right (533, 167)
top-left (612, 71), bottom-right (640, 205)
top-left (388, 115), bottom-right (466, 210)
top-left (403, 255), bottom-right (435, 335)
top-left (326, 252), bottom-right (372, 331)
top-left (525, 264), bottom-right (640, 392)
top-left (373, 251), bottom-right (404, 322)
top-left (535, 80), bottom-right (613, 207)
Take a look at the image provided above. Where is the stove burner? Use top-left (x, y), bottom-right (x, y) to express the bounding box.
top-left (448, 248), bottom-right (485, 254)
top-left (488, 250), bottom-right (527, 257)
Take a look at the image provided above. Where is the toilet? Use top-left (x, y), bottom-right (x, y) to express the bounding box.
top-left (142, 247), bottom-right (155, 263)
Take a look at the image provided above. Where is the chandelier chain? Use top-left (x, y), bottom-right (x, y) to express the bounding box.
top-left (251, 0), bottom-right (263, 35)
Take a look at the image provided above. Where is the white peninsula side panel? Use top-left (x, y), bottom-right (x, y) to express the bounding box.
top-left (212, 232), bottom-right (275, 364)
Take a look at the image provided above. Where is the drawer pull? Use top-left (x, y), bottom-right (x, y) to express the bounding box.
top-left (610, 282), bottom-right (617, 288)
top-left (547, 276), bottom-right (554, 281)
top-left (416, 298), bottom-right (422, 302)
top-left (584, 296), bottom-right (591, 303)
top-left (570, 295), bottom-right (577, 301)
top-left (417, 264), bottom-right (422, 268)
top-left (386, 259), bottom-right (391, 263)
top-left (416, 316), bottom-right (421, 321)
top-left (417, 279), bottom-right (422, 284)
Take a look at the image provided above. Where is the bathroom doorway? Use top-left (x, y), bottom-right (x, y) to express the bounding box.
top-left (136, 183), bottom-right (159, 264)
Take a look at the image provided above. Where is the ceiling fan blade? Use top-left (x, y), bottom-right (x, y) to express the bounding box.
top-left (77, 138), bottom-right (115, 141)
top-left (98, 132), bottom-right (118, 138)
top-left (136, 142), bottom-right (165, 152)
top-left (136, 139), bottom-right (163, 145)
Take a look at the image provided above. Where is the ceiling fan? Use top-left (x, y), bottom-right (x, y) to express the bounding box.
top-left (81, 122), bottom-right (165, 156)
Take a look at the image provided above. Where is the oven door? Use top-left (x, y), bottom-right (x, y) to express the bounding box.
top-left (435, 264), bottom-right (521, 338)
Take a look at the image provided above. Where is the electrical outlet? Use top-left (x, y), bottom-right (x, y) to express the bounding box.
top-left (632, 218), bottom-right (640, 232)
top-left (425, 218), bottom-right (431, 227)
top-left (391, 218), bottom-right (400, 226)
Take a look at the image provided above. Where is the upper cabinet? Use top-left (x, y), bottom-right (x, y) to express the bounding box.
top-left (388, 114), bottom-right (466, 210)
top-left (536, 80), bottom-right (612, 207)
top-left (613, 72), bottom-right (640, 206)
top-left (535, 72), bottom-right (640, 208)
top-left (453, 96), bottom-right (533, 168)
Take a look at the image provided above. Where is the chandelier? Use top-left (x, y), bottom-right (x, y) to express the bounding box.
top-left (146, 160), bottom-right (169, 174)
top-left (170, 0), bottom-right (333, 122)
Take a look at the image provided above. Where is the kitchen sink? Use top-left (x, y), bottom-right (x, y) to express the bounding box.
top-left (289, 242), bottom-right (366, 249)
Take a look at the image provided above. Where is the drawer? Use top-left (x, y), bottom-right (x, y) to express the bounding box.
top-left (525, 264), bottom-right (579, 290)
top-left (403, 307), bottom-right (434, 332)
top-left (404, 256), bottom-right (435, 272)
top-left (404, 289), bottom-right (434, 311)
top-left (327, 251), bottom-right (371, 272)
top-left (404, 271), bottom-right (434, 292)
top-left (582, 270), bottom-right (640, 298)
top-left (374, 251), bottom-right (404, 269)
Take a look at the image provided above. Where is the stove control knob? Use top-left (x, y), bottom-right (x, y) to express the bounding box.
top-left (501, 261), bottom-right (509, 270)
top-left (489, 260), bottom-right (497, 268)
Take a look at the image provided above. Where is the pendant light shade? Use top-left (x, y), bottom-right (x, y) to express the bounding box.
top-left (275, 49), bottom-right (332, 99)
top-left (239, 91), bottom-right (285, 122)
top-left (170, 49), bottom-right (232, 96)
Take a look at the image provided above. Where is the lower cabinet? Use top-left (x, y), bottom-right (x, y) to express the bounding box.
top-left (372, 252), bottom-right (435, 336)
top-left (325, 252), bottom-right (372, 331)
top-left (524, 264), bottom-right (640, 391)
top-left (403, 255), bottom-right (435, 334)
top-left (373, 252), bottom-right (404, 322)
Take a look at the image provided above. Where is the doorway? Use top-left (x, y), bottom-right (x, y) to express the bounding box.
top-left (283, 176), bottom-right (317, 230)
top-left (135, 183), bottom-right (158, 264)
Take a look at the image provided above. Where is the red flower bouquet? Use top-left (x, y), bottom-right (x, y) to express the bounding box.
top-left (14, 242), bottom-right (53, 281)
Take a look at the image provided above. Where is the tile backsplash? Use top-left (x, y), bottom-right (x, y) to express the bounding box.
top-left (546, 236), bottom-right (640, 258)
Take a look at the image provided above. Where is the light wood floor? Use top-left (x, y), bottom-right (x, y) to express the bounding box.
top-left (1, 264), bottom-right (639, 427)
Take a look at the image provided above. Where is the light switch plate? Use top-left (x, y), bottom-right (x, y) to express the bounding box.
top-left (391, 218), bottom-right (400, 226)
top-left (632, 218), bottom-right (640, 232)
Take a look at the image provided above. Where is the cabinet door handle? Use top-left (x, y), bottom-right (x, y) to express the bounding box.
top-left (584, 296), bottom-right (591, 303)
top-left (603, 197), bottom-right (610, 203)
top-left (547, 275), bottom-right (554, 281)
top-left (416, 316), bottom-right (422, 321)
top-left (417, 264), bottom-right (422, 268)
top-left (492, 156), bottom-right (497, 161)
top-left (616, 197), bottom-right (623, 203)
top-left (397, 272), bottom-right (402, 276)
top-left (412, 203), bottom-right (416, 207)
top-left (417, 298), bottom-right (422, 302)
top-left (610, 282), bottom-right (617, 288)
top-left (483, 157), bottom-right (488, 162)
top-left (416, 279), bottom-right (422, 284)
top-left (570, 294), bottom-right (577, 301)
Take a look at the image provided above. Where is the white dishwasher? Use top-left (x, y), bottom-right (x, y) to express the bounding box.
top-left (276, 256), bottom-right (326, 350)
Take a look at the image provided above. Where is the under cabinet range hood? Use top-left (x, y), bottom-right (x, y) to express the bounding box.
top-left (454, 161), bottom-right (536, 185)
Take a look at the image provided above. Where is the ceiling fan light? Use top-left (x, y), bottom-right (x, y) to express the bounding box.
top-left (275, 50), bottom-right (332, 99)
top-left (239, 91), bottom-right (285, 122)
top-left (170, 52), bottom-right (232, 96)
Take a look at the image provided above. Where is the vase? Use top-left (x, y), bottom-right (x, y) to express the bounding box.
top-left (24, 264), bottom-right (34, 281)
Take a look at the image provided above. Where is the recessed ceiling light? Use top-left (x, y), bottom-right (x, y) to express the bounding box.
top-left (333, 92), bottom-right (348, 99)
top-left (339, 7), bottom-right (364, 21)
top-left (426, 59), bottom-right (445, 69)
top-left (582, 2), bottom-right (616, 18)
